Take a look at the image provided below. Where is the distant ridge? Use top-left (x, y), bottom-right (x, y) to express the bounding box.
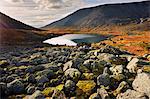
top-left (0, 12), bottom-right (42, 46)
top-left (0, 12), bottom-right (38, 30)
top-left (44, 1), bottom-right (150, 29)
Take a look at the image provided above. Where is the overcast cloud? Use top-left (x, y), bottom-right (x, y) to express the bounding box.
top-left (0, 0), bottom-right (144, 27)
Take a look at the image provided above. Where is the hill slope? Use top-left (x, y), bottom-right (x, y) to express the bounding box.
top-left (0, 12), bottom-right (42, 46)
top-left (44, 1), bottom-right (150, 29)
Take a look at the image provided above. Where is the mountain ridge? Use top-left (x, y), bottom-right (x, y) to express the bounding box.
top-left (44, 1), bottom-right (150, 29)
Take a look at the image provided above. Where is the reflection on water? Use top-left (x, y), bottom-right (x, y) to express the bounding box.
top-left (43, 34), bottom-right (108, 46)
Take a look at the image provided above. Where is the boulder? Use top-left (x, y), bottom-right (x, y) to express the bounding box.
top-left (132, 73), bottom-right (150, 97)
top-left (0, 82), bottom-right (7, 95)
top-left (113, 81), bottom-right (129, 96)
top-left (64, 80), bottom-right (76, 96)
top-left (7, 79), bottom-right (24, 94)
top-left (51, 90), bottom-right (66, 99)
top-left (0, 60), bottom-right (9, 67)
top-left (36, 75), bottom-right (49, 83)
top-left (28, 90), bottom-right (45, 99)
top-left (110, 65), bottom-right (124, 75)
top-left (117, 89), bottom-right (147, 99)
top-left (97, 88), bottom-right (110, 99)
top-left (97, 74), bottom-right (110, 87)
top-left (27, 86), bottom-right (35, 95)
top-left (81, 73), bottom-right (95, 80)
top-left (89, 93), bottom-right (101, 99)
top-left (65, 68), bottom-right (81, 81)
top-left (76, 80), bottom-right (96, 95)
top-left (127, 58), bottom-right (141, 73)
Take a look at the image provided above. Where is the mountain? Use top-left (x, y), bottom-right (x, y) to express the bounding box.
top-left (44, 1), bottom-right (150, 29)
top-left (0, 12), bottom-right (39, 30)
top-left (0, 12), bottom-right (42, 46)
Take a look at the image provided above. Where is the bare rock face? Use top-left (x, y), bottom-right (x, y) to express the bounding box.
top-left (117, 89), bottom-right (147, 99)
top-left (132, 73), bottom-right (150, 97)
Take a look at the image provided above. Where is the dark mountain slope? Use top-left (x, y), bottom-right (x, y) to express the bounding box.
top-left (44, 1), bottom-right (150, 29)
top-left (0, 12), bottom-right (38, 30)
top-left (0, 12), bottom-right (43, 46)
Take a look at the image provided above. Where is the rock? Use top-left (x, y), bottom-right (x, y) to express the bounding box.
top-left (7, 79), bottom-right (24, 94)
top-left (143, 66), bottom-right (150, 73)
top-left (63, 61), bottom-right (73, 71)
top-left (64, 80), bottom-right (76, 96)
top-left (65, 68), bottom-right (81, 81)
top-left (0, 60), bottom-right (9, 67)
top-left (42, 87), bottom-right (56, 97)
top-left (6, 75), bottom-right (16, 83)
top-left (0, 82), bottom-right (7, 95)
top-left (81, 73), bottom-right (95, 80)
top-left (29, 90), bottom-right (45, 99)
top-left (97, 73), bottom-right (110, 87)
top-left (51, 90), bottom-right (66, 99)
top-left (117, 89), bottom-right (147, 99)
top-left (76, 80), bottom-right (96, 95)
top-left (113, 81), bottom-right (129, 96)
top-left (110, 65), bottom-right (124, 75)
top-left (89, 93), bottom-right (101, 99)
top-left (25, 66), bottom-right (35, 73)
top-left (132, 73), bottom-right (150, 97)
top-left (27, 86), bottom-right (35, 95)
top-left (97, 88), bottom-right (110, 99)
top-left (126, 58), bottom-right (141, 73)
top-left (26, 74), bottom-right (36, 83)
top-left (36, 75), bottom-right (49, 83)
top-left (99, 45), bottom-right (124, 55)
top-left (83, 59), bottom-right (105, 75)
top-left (110, 74), bottom-right (125, 82)
top-left (36, 69), bottom-right (55, 79)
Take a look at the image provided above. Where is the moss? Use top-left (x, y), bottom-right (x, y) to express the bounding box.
top-left (76, 80), bottom-right (96, 95)
top-left (42, 87), bottom-right (56, 97)
top-left (143, 66), bottom-right (150, 73)
top-left (81, 73), bottom-right (95, 80)
top-left (56, 84), bottom-right (64, 91)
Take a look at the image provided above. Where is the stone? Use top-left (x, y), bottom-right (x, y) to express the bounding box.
top-left (110, 65), bottom-right (124, 75)
top-left (29, 90), bottom-right (45, 99)
top-left (99, 45), bottom-right (124, 55)
top-left (36, 75), bottom-right (49, 83)
top-left (42, 87), bottom-right (56, 97)
top-left (126, 58), bottom-right (141, 73)
top-left (117, 89), bottom-right (147, 99)
top-left (132, 73), bottom-right (150, 97)
top-left (27, 86), bottom-right (35, 95)
top-left (51, 90), bottom-right (66, 99)
top-left (0, 60), bottom-right (9, 67)
top-left (64, 80), bottom-right (76, 96)
top-left (89, 93), bottom-right (101, 99)
top-left (81, 73), bottom-right (95, 80)
top-left (113, 81), bottom-right (129, 96)
top-left (0, 82), bottom-right (7, 95)
top-left (36, 69), bottom-right (55, 79)
top-left (76, 80), bottom-right (96, 95)
top-left (83, 59), bottom-right (105, 76)
top-left (6, 75), bottom-right (16, 83)
top-left (97, 88), bottom-right (110, 99)
top-left (97, 74), bottom-right (110, 87)
top-left (7, 79), bottom-right (24, 94)
top-left (26, 74), bottom-right (36, 83)
top-left (65, 68), bottom-right (81, 81)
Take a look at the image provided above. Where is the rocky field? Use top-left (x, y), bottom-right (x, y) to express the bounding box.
top-left (0, 44), bottom-right (150, 99)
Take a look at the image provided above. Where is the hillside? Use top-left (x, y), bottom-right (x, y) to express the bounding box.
top-left (0, 12), bottom-right (43, 46)
top-left (44, 1), bottom-right (150, 29)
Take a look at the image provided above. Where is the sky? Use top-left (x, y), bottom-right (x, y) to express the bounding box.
top-left (0, 0), bottom-right (144, 27)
